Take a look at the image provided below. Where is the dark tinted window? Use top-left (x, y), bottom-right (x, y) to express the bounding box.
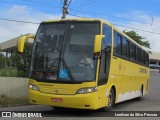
top-left (98, 24), bottom-right (112, 85)
top-left (145, 53), bottom-right (149, 65)
top-left (136, 47), bottom-right (141, 62)
top-left (130, 43), bottom-right (136, 60)
top-left (122, 38), bottom-right (127, 57)
top-left (141, 51), bottom-right (145, 64)
top-left (114, 32), bottom-right (122, 55)
top-left (126, 40), bottom-right (130, 58)
top-left (122, 38), bottom-right (130, 58)
top-left (102, 24), bottom-right (112, 47)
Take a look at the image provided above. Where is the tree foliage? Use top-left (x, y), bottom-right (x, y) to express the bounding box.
top-left (11, 42), bottom-right (31, 77)
top-left (0, 53), bottom-right (5, 68)
top-left (123, 30), bottom-right (150, 48)
top-left (0, 42), bottom-right (31, 77)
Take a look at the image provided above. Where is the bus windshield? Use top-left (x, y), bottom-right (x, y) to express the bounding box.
top-left (30, 21), bottom-right (100, 83)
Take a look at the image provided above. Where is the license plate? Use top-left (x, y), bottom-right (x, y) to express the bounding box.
top-left (51, 98), bottom-right (63, 103)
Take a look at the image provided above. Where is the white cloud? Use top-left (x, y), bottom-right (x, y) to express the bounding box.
top-left (0, 5), bottom-right (62, 43)
top-left (114, 11), bottom-right (160, 52)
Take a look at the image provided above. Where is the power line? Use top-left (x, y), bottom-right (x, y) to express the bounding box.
top-left (72, 0), bottom-right (153, 23)
top-left (0, 0), bottom-right (152, 25)
top-left (67, 0), bottom-right (73, 9)
top-left (0, 0), bottom-right (159, 36)
top-left (68, 0), bottom-right (154, 25)
top-left (68, 14), bottom-right (160, 35)
top-left (0, 0), bottom-right (60, 8)
top-left (22, 0), bottom-right (56, 7)
top-left (0, 18), bottom-right (40, 24)
top-left (71, 0), bottom-right (103, 8)
top-left (69, 13), bottom-right (87, 18)
top-left (113, 24), bottom-right (160, 34)
top-left (70, 8), bottom-right (150, 24)
top-left (0, 16), bottom-right (160, 35)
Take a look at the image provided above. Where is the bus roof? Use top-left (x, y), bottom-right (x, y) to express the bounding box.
top-left (42, 18), bottom-right (148, 53)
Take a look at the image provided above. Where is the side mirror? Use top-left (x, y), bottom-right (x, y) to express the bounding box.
top-left (18, 35), bottom-right (35, 53)
top-left (94, 35), bottom-right (105, 53)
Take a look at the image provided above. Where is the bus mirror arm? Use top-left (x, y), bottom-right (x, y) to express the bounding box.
top-left (106, 45), bottom-right (111, 53)
top-left (93, 49), bottom-right (104, 60)
top-left (93, 52), bottom-right (102, 60)
top-left (93, 35), bottom-right (105, 60)
top-left (94, 35), bottom-right (105, 53)
top-left (18, 35), bottom-right (35, 53)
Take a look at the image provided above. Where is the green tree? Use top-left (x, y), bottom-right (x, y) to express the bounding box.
top-left (123, 30), bottom-right (150, 48)
top-left (0, 53), bottom-right (5, 68)
top-left (10, 42), bottom-right (31, 77)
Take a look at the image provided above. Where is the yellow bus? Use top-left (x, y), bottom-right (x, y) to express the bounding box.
top-left (18, 18), bottom-right (150, 111)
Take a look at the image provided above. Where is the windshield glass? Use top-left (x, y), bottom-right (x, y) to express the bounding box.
top-left (30, 21), bottom-right (100, 83)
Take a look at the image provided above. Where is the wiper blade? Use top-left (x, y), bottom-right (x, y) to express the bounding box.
top-left (41, 58), bottom-right (75, 82)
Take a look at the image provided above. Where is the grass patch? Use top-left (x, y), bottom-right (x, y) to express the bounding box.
top-left (0, 95), bottom-right (29, 107)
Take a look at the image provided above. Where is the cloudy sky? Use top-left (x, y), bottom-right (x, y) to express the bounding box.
top-left (0, 0), bottom-right (160, 52)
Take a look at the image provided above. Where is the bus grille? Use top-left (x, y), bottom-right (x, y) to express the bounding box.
top-left (39, 87), bottom-right (76, 95)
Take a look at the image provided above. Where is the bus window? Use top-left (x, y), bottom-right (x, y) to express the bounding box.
top-left (98, 24), bottom-right (112, 86)
top-left (141, 51), bottom-right (145, 64)
top-left (98, 50), bottom-right (107, 85)
top-left (137, 47), bottom-right (141, 63)
top-left (102, 24), bottom-right (112, 47)
top-left (122, 38), bottom-right (128, 57)
top-left (114, 32), bottom-right (122, 55)
top-left (146, 53), bottom-right (149, 66)
top-left (130, 43), bottom-right (136, 61)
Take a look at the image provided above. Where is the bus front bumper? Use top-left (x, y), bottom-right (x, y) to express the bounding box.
top-left (29, 90), bottom-right (100, 110)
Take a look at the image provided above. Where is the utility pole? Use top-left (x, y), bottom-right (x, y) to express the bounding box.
top-left (62, 0), bottom-right (68, 19)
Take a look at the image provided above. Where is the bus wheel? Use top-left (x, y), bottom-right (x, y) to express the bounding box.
top-left (102, 88), bottom-right (115, 111)
top-left (136, 86), bottom-right (143, 101)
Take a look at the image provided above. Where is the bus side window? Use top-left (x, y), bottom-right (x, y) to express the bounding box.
top-left (141, 51), bottom-right (145, 64)
top-left (114, 32), bottom-right (122, 56)
top-left (137, 47), bottom-right (141, 62)
top-left (146, 53), bottom-right (149, 66)
top-left (130, 43), bottom-right (136, 61)
top-left (122, 38), bottom-right (130, 59)
top-left (102, 24), bottom-right (112, 48)
top-left (98, 24), bottom-right (112, 86)
top-left (122, 38), bottom-right (128, 58)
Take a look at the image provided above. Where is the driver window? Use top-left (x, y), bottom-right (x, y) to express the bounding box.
top-left (98, 24), bottom-right (112, 86)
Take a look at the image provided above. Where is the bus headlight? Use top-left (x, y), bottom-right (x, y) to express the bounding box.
top-left (28, 84), bottom-right (39, 91)
top-left (77, 87), bottom-right (97, 94)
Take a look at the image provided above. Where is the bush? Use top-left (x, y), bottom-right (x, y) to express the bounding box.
top-left (17, 70), bottom-right (28, 77)
top-left (0, 67), bottom-right (18, 77)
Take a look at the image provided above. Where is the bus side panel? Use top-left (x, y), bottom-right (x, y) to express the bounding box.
top-left (108, 56), bottom-right (123, 103)
top-left (109, 56), bottom-right (150, 103)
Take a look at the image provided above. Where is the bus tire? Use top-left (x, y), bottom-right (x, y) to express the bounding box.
top-left (136, 86), bottom-right (143, 101)
top-left (102, 88), bottom-right (115, 111)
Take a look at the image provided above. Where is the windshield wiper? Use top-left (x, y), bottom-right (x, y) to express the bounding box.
top-left (39, 57), bottom-right (75, 82)
top-left (49, 57), bottom-right (75, 81)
